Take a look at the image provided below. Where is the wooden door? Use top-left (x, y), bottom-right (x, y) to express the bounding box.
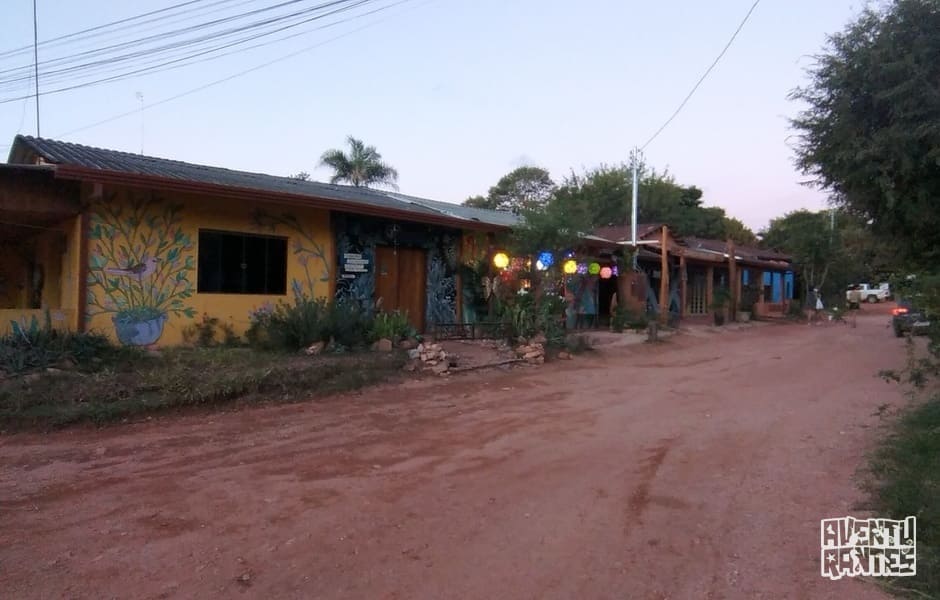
top-left (396, 247), bottom-right (427, 332)
top-left (688, 271), bottom-right (707, 315)
top-left (374, 246), bottom-right (399, 312)
top-left (373, 246), bottom-right (427, 332)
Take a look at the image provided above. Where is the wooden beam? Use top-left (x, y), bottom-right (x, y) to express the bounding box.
top-left (76, 209), bottom-right (90, 333)
top-left (679, 253), bottom-right (687, 317)
top-left (727, 239), bottom-right (738, 320)
top-left (455, 233), bottom-right (464, 323)
top-left (706, 265), bottom-right (714, 310)
top-left (659, 226), bottom-right (669, 325)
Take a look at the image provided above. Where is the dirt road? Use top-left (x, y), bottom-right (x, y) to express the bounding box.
top-left (1, 310), bottom-right (905, 599)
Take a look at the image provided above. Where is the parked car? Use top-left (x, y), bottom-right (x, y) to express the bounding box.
top-left (846, 283), bottom-right (890, 307)
top-left (892, 295), bottom-right (931, 337)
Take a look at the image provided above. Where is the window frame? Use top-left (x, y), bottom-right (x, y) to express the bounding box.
top-left (196, 228), bottom-right (289, 296)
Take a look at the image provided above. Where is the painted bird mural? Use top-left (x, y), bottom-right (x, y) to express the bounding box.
top-left (105, 257), bottom-right (160, 281)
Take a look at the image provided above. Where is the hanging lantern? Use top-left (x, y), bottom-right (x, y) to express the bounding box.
top-left (563, 259), bottom-right (577, 274)
top-left (589, 262), bottom-right (601, 275)
top-left (577, 263), bottom-right (588, 275)
top-left (493, 252), bottom-right (510, 269)
top-left (536, 251), bottom-right (554, 271)
top-left (600, 266), bottom-right (613, 279)
top-left (612, 265), bottom-right (619, 277)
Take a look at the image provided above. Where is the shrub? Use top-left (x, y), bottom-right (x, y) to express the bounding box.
top-left (494, 290), bottom-right (568, 345)
top-left (247, 296), bottom-right (329, 351)
top-left (373, 310), bottom-right (414, 342)
top-left (324, 299), bottom-right (376, 349)
top-left (1, 312), bottom-right (132, 375)
top-left (247, 297), bottom-right (377, 352)
top-left (182, 313), bottom-right (241, 347)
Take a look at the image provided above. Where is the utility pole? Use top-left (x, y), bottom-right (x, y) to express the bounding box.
top-left (32, 0), bottom-right (40, 137)
top-left (630, 146), bottom-right (639, 267)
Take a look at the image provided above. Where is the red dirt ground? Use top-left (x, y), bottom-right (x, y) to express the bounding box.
top-left (1, 307), bottom-right (906, 599)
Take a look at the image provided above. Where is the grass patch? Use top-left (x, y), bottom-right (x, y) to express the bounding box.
top-left (865, 394), bottom-right (940, 597)
top-left (0, 347), bottom-right (406, 430)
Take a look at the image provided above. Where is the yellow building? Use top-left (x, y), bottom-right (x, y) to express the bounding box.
top-left (1, 136), bottom-right (515, 346)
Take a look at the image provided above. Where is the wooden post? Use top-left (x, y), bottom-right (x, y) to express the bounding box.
top-left (706, 264), bottom-right (714, 311)
top-left (726, 240), bottom-right (738, 320)
top-left (486, 232), bottom-right (495, 319)
top-left (76, 209), bottom-right (90, 333)
top-left (659, 225), bottom-right (670, 325)
top-left (679, 253), bottom-right (687, 318)
top-left (456, 233), bottom-right (464, 323)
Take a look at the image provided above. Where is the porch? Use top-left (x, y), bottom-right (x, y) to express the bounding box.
top-left (0, 166), bottom-right (84, 334)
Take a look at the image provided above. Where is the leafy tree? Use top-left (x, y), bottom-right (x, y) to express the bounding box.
top-left (463, 195), bottom-right (493, 209)
top-left (723, 217), bottom-right (758, 245)
top-left (463, 167), bottom-right (555, 213)
top-left (319, 136), bottom-right (399, 189)
top-left (790, 0), bottom-right (940, 269)
top-left (760, 210), bottom-right (841, 299)
top-left (551, 163), bottom-right (745, 240)
top-left (759, 208), bottom-right (894, 302)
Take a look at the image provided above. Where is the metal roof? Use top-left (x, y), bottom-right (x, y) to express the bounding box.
top-left (592, 223), bottom-right (664, 242)
top-left (7, 135), bottom-right (514, 229)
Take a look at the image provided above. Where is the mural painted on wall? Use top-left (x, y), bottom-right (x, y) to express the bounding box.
top-left (252, 210), bottom-right (331, 299)
top-left (87, 193), bottom-right (195, 345)
top-left (334, 219), bottom-right (375, 309)
top-left (333, 215), bottom-right (460, 326)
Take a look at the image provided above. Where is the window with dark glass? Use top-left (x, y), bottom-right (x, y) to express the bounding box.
top-left (197, 230), bottom-right (287, 294)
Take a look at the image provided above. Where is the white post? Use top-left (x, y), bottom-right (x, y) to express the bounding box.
top-left (631, 147), bottom-right (639, 246)
top-left (630, 147), bottom-right (639, 268)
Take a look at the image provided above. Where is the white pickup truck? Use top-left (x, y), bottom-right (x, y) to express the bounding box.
top-left (846, 283), bottom-right (891, 307)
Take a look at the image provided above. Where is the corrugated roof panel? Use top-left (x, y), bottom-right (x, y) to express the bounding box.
top-left (8, 136), bottom-right (512, 228)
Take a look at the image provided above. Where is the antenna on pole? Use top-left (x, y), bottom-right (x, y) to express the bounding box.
top-left (136, 92), bottom-right (144, 155)
top-left (32, 0), bottom-right (40, 137)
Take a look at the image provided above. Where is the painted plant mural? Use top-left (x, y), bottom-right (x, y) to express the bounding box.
top-left (87, 194), bottom-right (195, 345)
top-left (253, 209), bottom-right (330, 299)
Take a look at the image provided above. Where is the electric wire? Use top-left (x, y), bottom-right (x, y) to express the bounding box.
top-left (640, 0), bottom-right (761, 151)
top-left (51, 0), bottom-right (429, 138)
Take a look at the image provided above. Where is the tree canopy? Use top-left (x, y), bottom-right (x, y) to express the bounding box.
top-left (319, 136), bottom-right (399, 189)
top-left (760, 208), bottom-right (894, 301)
top-left (463, 166), bottom-right (556, 213)
top-left (550, 164), bottom-right (755, 241)
top-left (790, 0), bottom-right (940, 269)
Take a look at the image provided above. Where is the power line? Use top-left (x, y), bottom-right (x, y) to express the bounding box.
top-left (0, 0), bottom-right (381, 102)
top-left (640, 0), bottom-right (761, 151)
top-left (0, 0), bottom-right (233, 59)
top-left (0, 0), bottom-right (350, 83)
top-left (52, 0), bottom-right (429, 138)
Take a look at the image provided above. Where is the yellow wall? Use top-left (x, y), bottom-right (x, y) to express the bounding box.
top-left (83, 186), bottom-right (332, 346)
top-left (0, 309), bottom-right (73, 336)
top-left (0, 216), bottom-right (81, 328)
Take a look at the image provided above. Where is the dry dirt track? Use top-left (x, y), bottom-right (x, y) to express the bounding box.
top-left (1, 309), bottom-right (907, 599)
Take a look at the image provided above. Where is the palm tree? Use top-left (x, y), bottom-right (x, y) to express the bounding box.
top-left (319, 136), bottom-right (399, 189)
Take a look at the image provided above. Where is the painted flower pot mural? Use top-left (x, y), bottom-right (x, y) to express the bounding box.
top-left (112, 308), bottom-right (169, 346)
top-left (87, 194), bottom-right (196, 346)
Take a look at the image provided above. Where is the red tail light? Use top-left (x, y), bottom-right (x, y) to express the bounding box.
top-left (892, 307), bottom-right (909, 316)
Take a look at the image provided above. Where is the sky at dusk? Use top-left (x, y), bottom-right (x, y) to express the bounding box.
top-left (0, 0), bottom-right (867, 231)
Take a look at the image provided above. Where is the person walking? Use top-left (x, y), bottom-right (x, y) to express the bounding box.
top-left (811, 288), bottom-right (824, 325)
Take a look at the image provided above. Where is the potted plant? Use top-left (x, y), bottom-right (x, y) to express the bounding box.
top-left (738, 285), bottom-right (760, 323)
top-left (711, 288), bottom-right (731, 326)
